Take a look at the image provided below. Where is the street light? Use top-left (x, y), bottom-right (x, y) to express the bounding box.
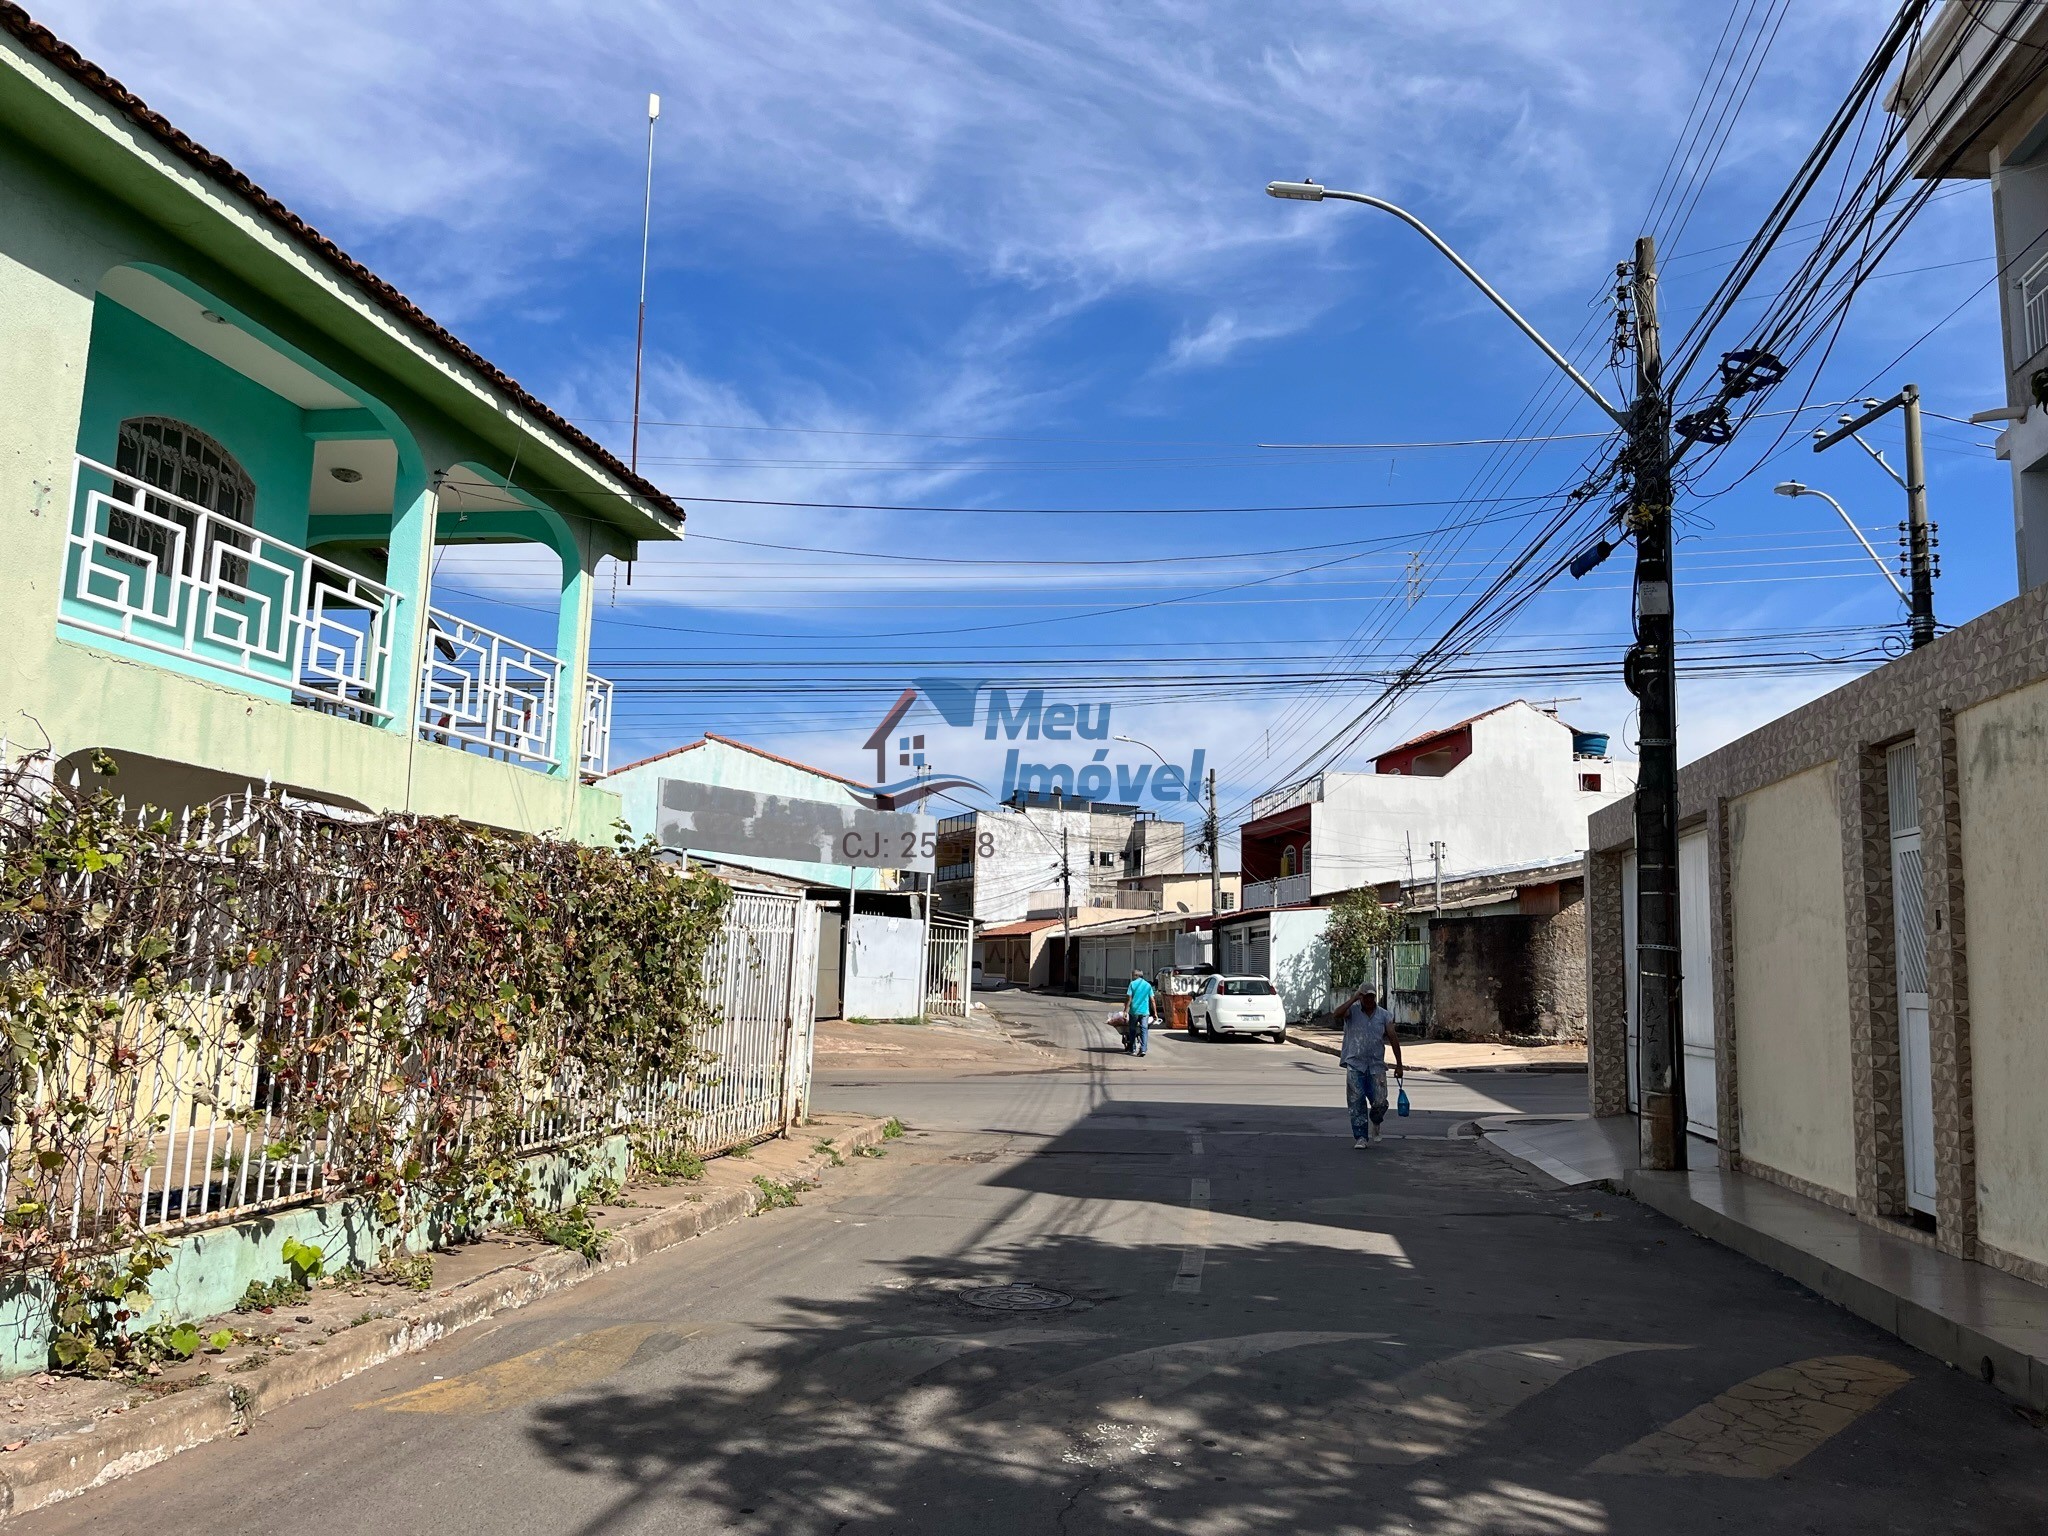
top-left (1116, 734), bottom-right (1221, 920)
top-left (1267, 177), bottom-right (1688, 1169)
top-left (1773, 481), bottom-right (1906, 599)
top-left (1265, 181), bottom-right (1627, 426)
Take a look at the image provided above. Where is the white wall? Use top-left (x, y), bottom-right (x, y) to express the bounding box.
top-left (1308, 704), bottom-right (1635, 895)
top-left (1728, 765), bottom-right (1857, 1202)
top-left (842, 911), bottom-right (924, 1019)
top-left (1959, 677), bottom-right (2048, 1269)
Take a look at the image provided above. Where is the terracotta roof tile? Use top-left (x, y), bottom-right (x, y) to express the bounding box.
top-left (0, 3), bottom-right (683, 530)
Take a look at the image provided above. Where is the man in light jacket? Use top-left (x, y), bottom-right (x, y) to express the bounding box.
top-left (1337, 987), bottom-right (1404, 1146)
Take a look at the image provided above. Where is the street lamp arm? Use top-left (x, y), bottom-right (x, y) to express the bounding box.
top-left (1269, 182), bottom-right (1627, 427)
top-left (1776, 483), bottom-right (1905, 600)
top-left (1114, 734), bottom-right (1171, 767)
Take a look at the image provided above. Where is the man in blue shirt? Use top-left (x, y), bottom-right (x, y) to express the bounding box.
top-left (1125, 971), bottom-right (1156, 1057)
top-left (1337, 987), bottom-right (1404, 1146)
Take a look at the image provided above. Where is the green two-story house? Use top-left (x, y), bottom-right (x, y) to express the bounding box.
top-left (0, 8), bottom-right (682, 838)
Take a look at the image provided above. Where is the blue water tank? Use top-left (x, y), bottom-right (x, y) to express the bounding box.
top-left (1572, 731), bottom-right (1610, 758)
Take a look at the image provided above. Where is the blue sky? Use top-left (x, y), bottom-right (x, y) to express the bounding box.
top-left (44, 1), bottom-right (2017, 842)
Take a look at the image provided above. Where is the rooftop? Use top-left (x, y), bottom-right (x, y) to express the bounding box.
top-left (1, 4), bottom-right (683, 541)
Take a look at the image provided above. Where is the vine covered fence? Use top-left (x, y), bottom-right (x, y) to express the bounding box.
top-left (0, 755), bottom-right (817, 1279)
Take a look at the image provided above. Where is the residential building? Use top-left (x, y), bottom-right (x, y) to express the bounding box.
top-left (1400, 859), bottom-right (1586, 1041)
top-left (1210, 906), bottom-right (1331, 1024)
top-left (1238, 701), bottom-right (1633, 910)
top-left (1892, 0), bottom-right (2048, 591)
top-left (933, 793), bottom-right (1186, 925)
top-left (601, 734), bottom-right (898, 893)
top-left (1584, 577), bottom-right (2048, 1293)
top-left (976, 907), bottom-right (1138, 991)
top-left (0, 13), bottom-right (680, 837)
top-left (1114, 868), bottom-right (1241, 915)
top-left (1070, 911), bottom-right (1210, 999)
top-left (600, 733), bottom-right (926, 1021)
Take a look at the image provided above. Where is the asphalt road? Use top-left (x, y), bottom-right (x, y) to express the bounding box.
top-left (26, 992), bottom-right (2045, 1534)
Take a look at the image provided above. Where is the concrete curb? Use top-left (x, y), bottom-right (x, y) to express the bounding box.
top-left (1620, 1169), bottom-right (2048, 1414)
top-left (0, 1116), bottom-right (896, 1521)
top-left (1471, 1128), bottom-right (1601, 1187)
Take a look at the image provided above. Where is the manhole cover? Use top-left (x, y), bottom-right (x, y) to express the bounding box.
top-left (961, 1284), bottom-right (1072, 1312)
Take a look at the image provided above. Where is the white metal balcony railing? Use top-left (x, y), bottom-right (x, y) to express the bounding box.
top-left (581, 674), bottom-right (614, 777)
top-left (419, 608), bottom-right (612, 775)
top-left (65, 458), bottom-right (614, 776)
top-left (65, 456), bottom-right (399, 720)
top-left (2024, 249), bottom-right (2048, 361)
top-left (1242, 872), bottom-right (1311, 910)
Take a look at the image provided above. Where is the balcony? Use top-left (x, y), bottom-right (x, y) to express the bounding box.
top-left (1242, 872), bottom-right (1311, 910)
top-left (65, 455), bottom-right (399, 719)
top-left (65, 456), bottom-right (613, 777)
top-left (419, 609), bottom-right (611, 776)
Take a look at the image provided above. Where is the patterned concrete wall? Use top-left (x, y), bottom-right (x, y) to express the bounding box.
top-left (1586, 850), bottom-right (1629, 1118)
top-left (1585, 580), bottom-right (2048, 1267)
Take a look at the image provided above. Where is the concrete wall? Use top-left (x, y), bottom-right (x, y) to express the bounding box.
top-left (1727, 766), bottom-right (1858, 1202)
top-left (1303, 704), bottom-right (1636, 896)
top-left (1430, 897), bottom-right (1586, 1040)
top-left (1958, 677), bottom-right (2048, 1269)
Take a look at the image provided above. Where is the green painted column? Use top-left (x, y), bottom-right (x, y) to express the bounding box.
top-left (552, 520), bottom-right (599, 779)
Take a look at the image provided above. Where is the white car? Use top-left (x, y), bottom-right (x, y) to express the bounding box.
top-left (1189, 976), bottom-right (1287, 1043)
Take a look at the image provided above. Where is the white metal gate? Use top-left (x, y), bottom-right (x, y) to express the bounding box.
top-left (1888, 741), bottom-right (1937, 1214)
top-left (1248, 920), bottom-right (1271, 980)
top-left (687, 888), bottom-right (820, 1152)
top-left (925, 914), bottom-right (972, 1019)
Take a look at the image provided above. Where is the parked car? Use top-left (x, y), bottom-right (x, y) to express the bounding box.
top-left (1188, 975), bottom-right (1287, 1043)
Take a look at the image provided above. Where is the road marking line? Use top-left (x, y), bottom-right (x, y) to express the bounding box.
top-left (1588, 1354), bottom-right (1911, 1478)
top-left (1337, 1338), bottom-right (1688, 1463)
top-left (1188, 1131), bottom-right (1204, 1157)
top-left (1172, 1176), bottom-right (1211, 1293)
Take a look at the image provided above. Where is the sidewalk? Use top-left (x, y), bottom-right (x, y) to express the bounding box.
top-left (0, 1113), bottom-right (898, 1520)
top-left (815, 1015), bottom-right (1058, 1071)
top-left (1479, 1115), bottom-right (2048, 1413)
top-left (1290, 1029), bottom-right (1588, 1073)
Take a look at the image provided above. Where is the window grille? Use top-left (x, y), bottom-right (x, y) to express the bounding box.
top-left (111, 417), bottom-right (255, 576)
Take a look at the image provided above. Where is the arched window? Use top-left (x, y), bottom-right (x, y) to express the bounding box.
top-left (1301, 842), bottom-right (1311, 873)
top-left (111, 417), bottom-right (254, 572)
top-left (1279, 845), bottom-right (1297, 879)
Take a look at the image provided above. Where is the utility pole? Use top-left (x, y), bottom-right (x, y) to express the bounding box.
top-left (1204, 768), bottom-right (1221, 916)
top-left (1627, 234), bottom-right (1687, 1172)
top-left (1813, 384), bottom-right (1938, 650)
top-left (1060, 824), bottom-right (1074, 995)
top-left (1430, 839), bottom-right (1445, 916)
top-left (1901, 384), bottom-right (1936, 649)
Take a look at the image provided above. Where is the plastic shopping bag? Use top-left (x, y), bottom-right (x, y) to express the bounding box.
top-left (1396, 1082), bottom-right (1411, 1117)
